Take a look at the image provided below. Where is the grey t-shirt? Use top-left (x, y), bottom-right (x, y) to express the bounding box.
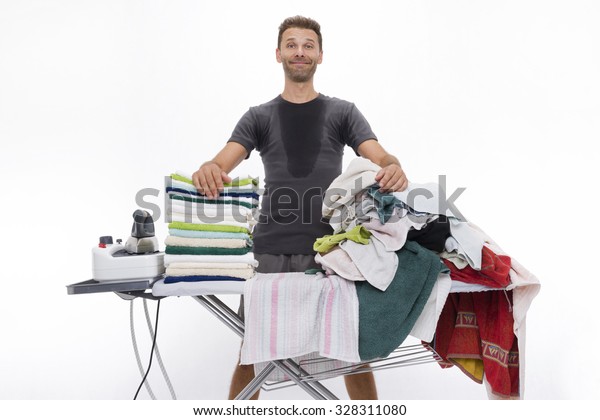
top-left (229, 94), bottom-right (377, 254)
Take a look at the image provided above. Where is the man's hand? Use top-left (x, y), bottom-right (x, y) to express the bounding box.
top-left (192, 162), bottom-right (232, 199)
top-left (374, 163), bottom-right (408, 193)
top-left (356, 140), bottom-right (408, 193)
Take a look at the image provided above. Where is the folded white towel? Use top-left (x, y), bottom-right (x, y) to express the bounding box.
top-left (164, 235), bottom-right (248, 248)
top-left (167, 201), bottom-right (254, 219)
top-left (152, 278), bottom-right (247, 297)
top-left (168, 191), bottom-right (258, 206)
top-left (164, 253), bottom-right (258, 267)
top-left (167, 211), bottom-right (254, 229)
top-left (165, 267), bottom-right (255, 279)
top-left (167, 262), bottom-right (254, 270)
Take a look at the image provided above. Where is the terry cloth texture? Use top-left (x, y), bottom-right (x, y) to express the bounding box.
top-left (168, 210), bottom-right (253, 228)
top-left (339, 235), bottom-right (399, 292)
top-left (322, 158), bottom-right (381, 233)
top-left (165, 262), bottom-right (254, 269)
top-left (166, 185), bottom-right (259, 201)
top-left (165, 245), bottom-right (251, 256)
top-left (164, 235), bottom-right (248, 248)
top-left (313, 225), bottom-right (372, 253)
top-left (168, 228), bottom-right (251, 240)
top-left (152, 277), bottom-right (247, 296)
top-left (168, 221), bottom-right (250, 234)
top-left (165, 267), bottom-right (255, 279)
top-left (161, 172), bottom-right (259, 287)
top-left (168, 193), bottom-right (256, 209)
top-left (355, 241), bottom-right (445, 361)
top-left (432, 290), bottom-right (519, 399)
top-left (171, 172), bottom-right (258, 188)
top-left (443, 245), bottom-right (512, 289)
top-left (163, 253), bottom-right (258, 266)
top-left (164, 275), bottom-right (246, 284)
top-left (240, 272), bottom-right (360, 364)
top-left (167, 200), bottom-right (254, 218)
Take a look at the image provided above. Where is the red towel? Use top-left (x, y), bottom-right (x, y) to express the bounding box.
top-left (443, 245), bottom-right (512, 288)
top-left (431, 290), bottom-right (519, 399)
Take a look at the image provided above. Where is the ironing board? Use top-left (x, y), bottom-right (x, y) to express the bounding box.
top-left (150, 276), bottom-right (499, 400)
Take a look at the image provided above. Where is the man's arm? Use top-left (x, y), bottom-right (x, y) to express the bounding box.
top-left (191, 142), bottom-right (248, 199)
top-left (357, 139), bottom-right (409, 192)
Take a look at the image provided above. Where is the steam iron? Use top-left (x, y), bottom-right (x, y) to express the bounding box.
top-left (125, 209), bottom-right (160, 254)
top-left (92, 210), bottom-right (165, 282)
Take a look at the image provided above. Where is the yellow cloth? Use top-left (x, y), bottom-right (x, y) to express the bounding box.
top-left (313, 225), bottom-right (372, 253)
top-left (452, 358), bottom-right (484, 383)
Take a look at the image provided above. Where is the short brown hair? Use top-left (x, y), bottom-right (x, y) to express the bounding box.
top-left (278, 16), bottom-right (322, 51)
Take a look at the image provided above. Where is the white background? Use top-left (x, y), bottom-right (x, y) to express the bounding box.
top-left (0, 0), bottom-right (599, 401)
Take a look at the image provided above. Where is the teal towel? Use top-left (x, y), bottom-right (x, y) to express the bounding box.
top-left (356, 241), bottom-right (445, 361)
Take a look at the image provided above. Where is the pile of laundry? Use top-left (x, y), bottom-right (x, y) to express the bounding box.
top-left (241, 157), bottom-right (540, 399)
top-left (160, 171), bottom-right (259, 290)
top-left (317, 157), bottom-right (540, 399)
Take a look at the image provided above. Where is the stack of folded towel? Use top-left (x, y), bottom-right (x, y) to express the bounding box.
top-left (163, 171), bottom-right (259, 285)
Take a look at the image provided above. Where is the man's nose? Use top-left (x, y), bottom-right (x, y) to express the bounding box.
top-left (294, 47), bottom-right (305, 57)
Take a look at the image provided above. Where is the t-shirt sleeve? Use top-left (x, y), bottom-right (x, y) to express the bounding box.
top-left (344, 103), bottom-right (378, 155)
top-left (228, 108), bottom-right (259, 159)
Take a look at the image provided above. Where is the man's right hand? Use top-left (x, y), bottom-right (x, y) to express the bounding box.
top-left (192, 162), bottom-right (232, 199)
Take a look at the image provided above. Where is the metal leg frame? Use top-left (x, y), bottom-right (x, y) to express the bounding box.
top-left (192, 295), bottom-right (339, 400)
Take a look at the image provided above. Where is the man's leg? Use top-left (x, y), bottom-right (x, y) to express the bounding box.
top-left (344, 368), bottom-right (378, 400)
top-left (228, 360), bottom-right (259, 400)
top-left (228, 254), bottom-right (285, 400)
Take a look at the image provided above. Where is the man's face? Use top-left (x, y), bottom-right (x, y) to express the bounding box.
top-left (276, 27), bottom-right (323, 83)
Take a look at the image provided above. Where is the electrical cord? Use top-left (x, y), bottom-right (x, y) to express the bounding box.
top-left (130, 299), bottom-right (156, 399)
top-left (133, 299), bottom-right (161, 400)
top-left (143, 298), bottom-right (177, 399)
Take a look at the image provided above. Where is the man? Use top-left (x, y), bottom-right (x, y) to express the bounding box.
top-left (192, 15), bottom-right (408, 400)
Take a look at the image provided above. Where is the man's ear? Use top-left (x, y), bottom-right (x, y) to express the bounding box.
top-left (317, 50), bottom-right (323, 64)
top-left (276, 48), bottom-right (282, 63)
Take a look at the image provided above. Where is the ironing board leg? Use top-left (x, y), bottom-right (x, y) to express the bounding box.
top-left (193, 295), bottom-right (339, 400)
top-left (269, 359), bottom-right (339, 400)
top-left (275, 359), bottom-right (339, 400)
top-left (234, 363), bottom-right (276, 400)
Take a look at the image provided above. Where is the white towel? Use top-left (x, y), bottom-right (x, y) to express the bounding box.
top-left (164, 253), bottom-right (258, 267)
top-left (168, 191), bottom-right (258, 206)
top-left (165, 267), bottom-right (255, 279)
top-left (322, 158), bottom-right (381, 222)
top-left (360, 210), bottom-right (430, 252)
top-left (167, 202), bottom-right (255, 220)
top-left (315, 246), bottom-right (365, 281)
top-left (240, 272), bottom-right (360, 364)
top-left (167, 199), bottom-right (254, 216)
top-left (164, 235), bottom-right (248, 248)
top-left (167, 211), bottom-right (254, 229)
top-left (166, 262), bottom-right (254, 270)
top-left (152, 278), bottom-right (247, 296)
top-left (409, 272), bottom-right (453, 342)
top-left (339, 236), bottom-right (399, 292)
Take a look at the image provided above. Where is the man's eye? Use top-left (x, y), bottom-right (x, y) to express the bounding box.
top-left (287, 44), bottom-right (295, 48)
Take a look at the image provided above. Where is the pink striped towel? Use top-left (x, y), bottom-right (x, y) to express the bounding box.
top-left (240, 272), bottom-right (360, 364)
